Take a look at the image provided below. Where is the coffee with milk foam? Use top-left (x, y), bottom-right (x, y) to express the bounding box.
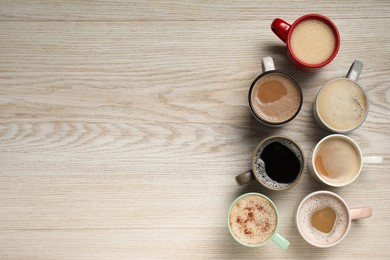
top-left (317, 79), bottom-right (367, 131)
top-left (290, 19), bottom-right (337, 65)
top-left (229, 194), bottom-right (277, 245)
top-left (251, 72), bottom-right (301, 124)
top-left (314, 136), bottom-right (361, 185)
top-left (298, 193), bottom-right (349, 246)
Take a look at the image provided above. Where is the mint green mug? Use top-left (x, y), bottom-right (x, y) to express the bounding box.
top-left (228, 192), bottom-right (290, 249)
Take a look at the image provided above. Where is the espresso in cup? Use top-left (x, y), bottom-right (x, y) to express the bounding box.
top-left (248, 57), bottom-right (303, 126)
top-left (296, 191), bottom-right (372, 248)
top-left (235, 136), bottom-right (305, 190)
top-left (228, 193), bottom-right (290, 249)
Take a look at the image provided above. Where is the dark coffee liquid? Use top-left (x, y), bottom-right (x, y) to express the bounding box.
top-left (260, 142), bottom-right (300, 183)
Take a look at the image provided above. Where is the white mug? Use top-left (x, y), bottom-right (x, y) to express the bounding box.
top-left (309, 134), bottom-right (383, 187)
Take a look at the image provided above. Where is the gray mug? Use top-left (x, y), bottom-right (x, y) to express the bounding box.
top-left (313, 60), bottom-right (369, 133)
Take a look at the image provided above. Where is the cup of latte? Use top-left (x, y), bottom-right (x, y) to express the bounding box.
top-left (271, 14), bottom-right (340, 71)
top-left (235, 136), bottom-right (305, 190)
top-left (309, 134), bottom-right (383, 187)
top-left (313, 60), bottom-right (369, 133)
top-left (248, 57), bottom-right (303, 126)
top-left (296, 191), bottom-right (372, 248)
top-left (228, 192), bottom-right (290, 249)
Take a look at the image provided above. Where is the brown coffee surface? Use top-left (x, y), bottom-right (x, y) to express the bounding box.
top-left (229, 194), bottom-right (277, 245)
top-left (257, 80), bottom-right (287, 103)
top-left (251, 73), bottom-right (301, 123)
top-left (290, 19), bottom-right (336, 64)
top-left (314, 136), bottom-right (361, 185)
top-left (317, 79), bottom-right (367, 131)
top-left (311, 207), bottom-right (337, 233)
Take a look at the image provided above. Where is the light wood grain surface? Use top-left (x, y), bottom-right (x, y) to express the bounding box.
top-left (0, 1), bottom-right (389, 259)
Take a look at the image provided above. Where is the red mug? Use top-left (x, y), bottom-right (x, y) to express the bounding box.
top-left (271, 14), bottom-right (340, 71)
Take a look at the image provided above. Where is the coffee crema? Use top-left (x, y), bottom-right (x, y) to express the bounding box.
top-left (251, 73), bottom-right (301, 124)
top-left (317, 79), bottom-right (368, 131)
top-left (290, 19), bottom-right (336, 65)
top-left (314, 136), bottom-right (361, 185)
top-left (254, 137), bottom-right (303, 189)
top-left (298, 193), bottom-right (349, 246)
top-left (229, 194), bottom-right (277, 245)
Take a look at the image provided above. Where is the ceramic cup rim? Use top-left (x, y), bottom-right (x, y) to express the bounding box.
top-left (227, 192), bottom-right (279, 247)
top-left (248, 70), bottom-right (303, 126)
top-left (315, 78), bottom-right (369, 133)
top-left (286, 13), bottom-right (340, 69)
top-left (295, 190), bottom-right (352, 248)
top-left (251, 135), bottom-right (305, 191)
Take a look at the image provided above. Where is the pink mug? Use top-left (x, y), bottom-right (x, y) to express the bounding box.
top-left (271, 14), bottom-right (340, 71)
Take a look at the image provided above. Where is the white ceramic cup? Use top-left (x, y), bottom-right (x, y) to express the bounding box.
top-left (296, 190), bottom-right (372, 248)
top-left (309, 134), bottom-right (383, 187)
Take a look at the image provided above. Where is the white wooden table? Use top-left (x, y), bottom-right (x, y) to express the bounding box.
top-left (0, 1), bottom-right (389, 259)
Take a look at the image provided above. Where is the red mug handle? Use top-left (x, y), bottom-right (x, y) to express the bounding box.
top-left (271, 18), bottom-right (291, 43)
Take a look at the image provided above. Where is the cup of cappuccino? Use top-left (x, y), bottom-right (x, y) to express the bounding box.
top-left (313, 60), bottom-right (369, 133)
top-left (248, 57), bottom-right (303, 126)
top-left (296, 190), bottom-right (372, 248)
top-left (309, 134), bottom-right (383, 187)
top-left (271, 14), bottom-right (340, 71)
top-left (235, 136), bottom-right (305, 190)
top-left (228, 192), bottom-right (290, 249)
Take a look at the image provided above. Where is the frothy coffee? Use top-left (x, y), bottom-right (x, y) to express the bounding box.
top-left (315, 136), bottom-right (361, 185)
top-left (250, 73), bottom-right (301, 124)
top-left (229, 194), bottom-right (277, 245)
top-left (290, 19), bottom-right (336, 64)
top-left (297, 193), bottom-right (349, 246)
top-left (317, 79), bottom-right (368, 131)
top-left (253, 137), bottom-right (304, 190)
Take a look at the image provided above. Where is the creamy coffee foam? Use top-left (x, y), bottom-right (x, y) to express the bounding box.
top-left (317, 79), bottom-right (367, 131)
top-left (315, 137), bottom-right (361, 185)
top-left (251, 73), bottom-right (301, 123)
top-left (290, 19), bottom-right (336, 65)
top-left (254, 138), bottom-right (303, 189)
top-left (298, 194), bottom-right (349, 246)
top-left (229, 194), bottom-right (277, 245)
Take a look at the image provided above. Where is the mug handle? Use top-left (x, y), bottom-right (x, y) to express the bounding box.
top-left (363, 156), bottom-right (383, 164)
top-left (350, 207), bottom-right (372, 220)
top-left (235, 170), bottom-right (255, 185)
top-left (271, 18), bottom-right (291, 43)
top-left (346, 60), bottom-right (363, 81)
top-left (262, 56), bottom-right (275, 72)
top-left (271, 232), bottom-right (290, 250)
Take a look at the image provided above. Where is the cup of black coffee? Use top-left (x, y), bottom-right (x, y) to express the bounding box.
top-left (235, 136), bottom-right (305, 190)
